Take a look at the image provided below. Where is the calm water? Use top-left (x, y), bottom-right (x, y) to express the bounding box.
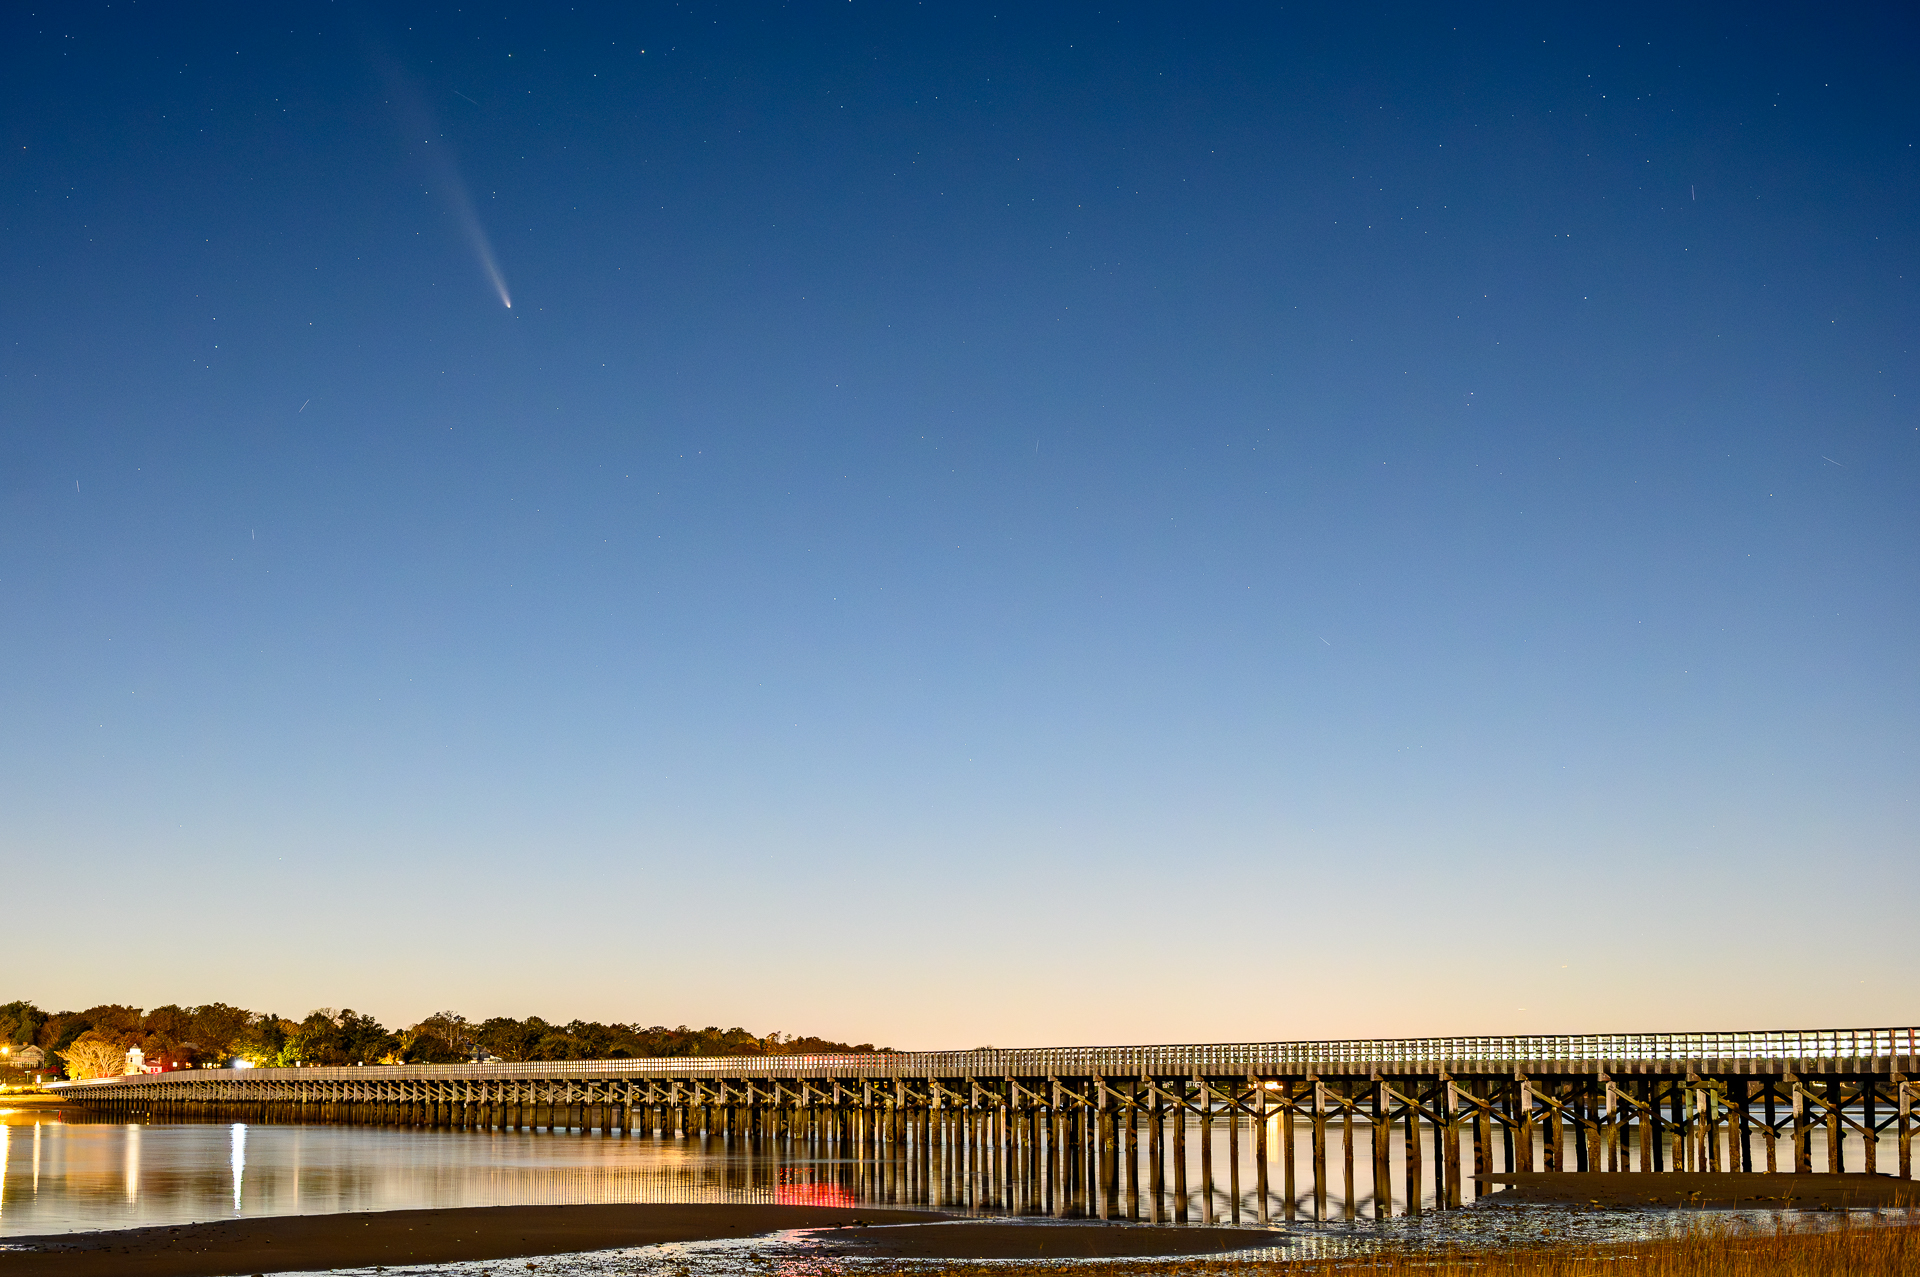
top-left (0, 1110), bottom-right (798, 1235)
top-left (2, 1105), bottom-right (1901, 1273)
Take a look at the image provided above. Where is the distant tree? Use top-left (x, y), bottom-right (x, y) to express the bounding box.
top-left (410, 1012), bottom-right (471, 1055)
top-left (532, 1029), bottom-right (587, 1060)
top-left (189, 1004), bottom-right (252, 1061)
top-left (397, 1031), bottom-right (462, 1063)
top-left (284, 1011), bottom-right (335, 1064)
top-left (143, 1005), bottom-right (195, 1041)
top-left (284, 1009), bottom-right (393, 1065)
top-left (38, 1012), bottom-right (89, 1054)
top-left (781, 1034), bottom-right (887, 1055)
top-left (474, 1017), bottom-right (545, 1062)
top-left (78, 1005), bottom-right (144, 1038)
top-left (0, 1001), bottom-right (46, 1049)
top-left (58, 1031), bottom-right (130, 1080)
top-left (338, 1010), bottom-right (396, 1064)
top-left (134, 1004), bottom-right (196, 1066)
top-left (397, 1012), bottom-right (470, 1063)
top-left (233, 1013), bottom-right (289, 1066)
top-left (559, 1019), bottom-right (620, 1058)
top-left (14, 996), bottom-right (885, 1066)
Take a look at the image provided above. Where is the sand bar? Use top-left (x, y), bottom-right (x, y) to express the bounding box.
top-left (0, 1204), bottom-right (1289, 1276)
top-left (0, 1203), bottom-right (944, 1277)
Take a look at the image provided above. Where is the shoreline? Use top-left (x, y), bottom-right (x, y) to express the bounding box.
top-left (0, 1203), bottom-right (1284, 1277)
top-left (0, 1095), bottom-right (67, 1111)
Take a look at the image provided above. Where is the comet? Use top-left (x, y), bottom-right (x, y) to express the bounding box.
top-left (376, 54), bottom-right (513, 310)
top-left (444, 171), bottom-right (513, 309)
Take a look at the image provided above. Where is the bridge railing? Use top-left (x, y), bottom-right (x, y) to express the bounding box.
top-left (53, 1026), bottom-right (1919, 1091)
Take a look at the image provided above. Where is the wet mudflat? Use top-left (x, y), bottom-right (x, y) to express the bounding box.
top-left (1477, 1171), bottom-right (1920, 1208)
top-left (0, 1207), bottom-right (1291, 1276)
top-left (0, 1203), bottom-right (944, 1277)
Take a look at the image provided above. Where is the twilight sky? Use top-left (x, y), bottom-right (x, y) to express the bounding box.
top-left (3, 1), bottom-right (1914, 1048)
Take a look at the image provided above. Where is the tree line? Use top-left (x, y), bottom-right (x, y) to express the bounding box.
top-left (0, 1000), bottom-right (889, 1080)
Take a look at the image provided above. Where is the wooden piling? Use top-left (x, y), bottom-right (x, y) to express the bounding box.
top-left (1442, 1078), bottom-right (1462, 1209)
top-left (1282, 1081), bottom-right (1298, 1221)
top-left (1311, 1080), bottom-right (1328, 1220)
top-left (1125, 1079), bottom-right (1141, 1220)
top-left (1900, 1078), bottom-right (1912, 1180)
top-left (1198, 1078), bottom-right (1216, 1224)
top-left (1227, 1083), bottom-right (1241, 1225)
top-left (1864, 1080), bottom-right (1878, 1175)
top-left (1370, 1079), bottom-right (1389, 1220)
top-left (1341, 1081), bottom-right (1355, 1221)
top-left (1404, 1081), bottom-right (1422, 1213)
top-left (1173, 1080), bottom-right (1188, 1222)
top-left (1254, 1078), bottom-right (1270, 1224)
top-left (1828, 1078), bottom-right (1844, 1174)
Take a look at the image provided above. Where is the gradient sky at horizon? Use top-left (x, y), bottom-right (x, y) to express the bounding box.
top-left (3, 1), bottom-right (1914, 1048)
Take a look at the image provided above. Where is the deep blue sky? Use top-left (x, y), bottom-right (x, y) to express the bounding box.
top-left (4, 1), bottom-right (1914, 1045)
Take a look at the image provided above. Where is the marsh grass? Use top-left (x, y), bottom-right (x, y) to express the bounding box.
top-left (1274, 1217), bottom-right (1920, 1277)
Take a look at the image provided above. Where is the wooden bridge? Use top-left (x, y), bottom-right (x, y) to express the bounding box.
top-left (52, 1026), bottom-right (1918, 1222)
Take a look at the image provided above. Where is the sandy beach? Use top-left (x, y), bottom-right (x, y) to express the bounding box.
top-left (0, 1203), bottom-right (1285, 1276)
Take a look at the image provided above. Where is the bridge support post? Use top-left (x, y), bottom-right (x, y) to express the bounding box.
top-left (1546, 1082), bottom-right (1563, 1172)
top-left (1648, 1081), bottom-right (1665, 1172)
top-left (1282, 1080), bottom-right (1297, 1220)
top-left (1735, 1080), bottom-right (1753, 1172)
top-left (1762, 1079), bottom-right (1778, 1172)
top-left (1897, 1079), bottom-right (1912, 1179)
top-left (1198, 1077), bottom-right (1215, 1224)
top-left (1172, 1078), bottom-right (1188, 1222)
top-left (1674, 1079), bottom-right (1691, 1172)
top-left (1442, 1078), bottom-right (1462, 1209)
top-left (1571, 1080), bottom-right (1588, 1173)
top-left (1311, 1079), bottom-right (1328, 1220)
top-left (1403, 1082), bottom-right (1422, 1213)
top-left (1341, 1081), bottom-right (1356, 1220)
top-left (1254, 1077), bottom-right (1269, 1224)
top-left (1126, 1079), bottom-right (1142, 1220)
top-left (1227, 1081), bottom-right (1241, 1224)
top-left (1828, 1079), bottom-right (1844, 1174)
top-left (1370, 1077), bottom-right (1389, 1219)
top-left (1508, 1078), bottom-right (1525, 1174)
top-left (1147, 1077), bottom-right (1164, 1221)
top-left (1864, 1080), bottom-right (1878, 1175)
top-left (1790, 1076), bottom-right (1810, 1173)
top-left (1470, 1082), bottom-right (1489, 1197)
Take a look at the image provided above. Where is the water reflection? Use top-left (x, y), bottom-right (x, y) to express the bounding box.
top-left (231, 1123), bottom-right (245, 1214)
top-left (4, 1113), bottom-right (851, 1236)
top-left (1, 1106), bottom-right (1906, 1244)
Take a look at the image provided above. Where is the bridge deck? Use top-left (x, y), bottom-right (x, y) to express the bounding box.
top-left (56, 1025), bottom-right (1919, 1088)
